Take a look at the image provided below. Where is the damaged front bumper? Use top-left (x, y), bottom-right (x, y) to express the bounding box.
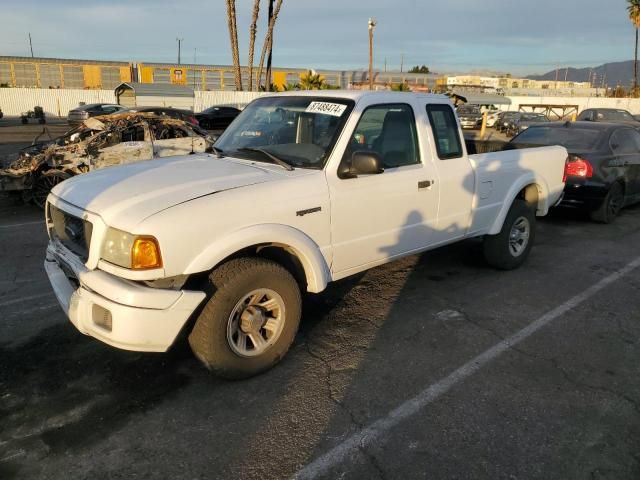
top-left (45, 239), bottom-right (206, 352)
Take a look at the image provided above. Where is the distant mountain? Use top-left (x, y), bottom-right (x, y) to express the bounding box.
top-left (527, 61), bottom-right (636, 88)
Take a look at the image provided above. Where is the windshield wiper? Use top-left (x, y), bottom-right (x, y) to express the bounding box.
top-left (238, 147), bottom-right (294, 171)
top-left (211, 146), bottom-right (225, 158)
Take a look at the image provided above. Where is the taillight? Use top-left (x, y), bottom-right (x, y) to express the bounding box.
top-left (188, 116), bottom-right (199, 126)
top-left (564, 157), bottom-right (593, 179)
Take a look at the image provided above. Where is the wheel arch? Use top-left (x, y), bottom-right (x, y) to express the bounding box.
top-left (488, 176), bottom-right (547, 235)
top-left (184, 224), bottom-right (331, 293)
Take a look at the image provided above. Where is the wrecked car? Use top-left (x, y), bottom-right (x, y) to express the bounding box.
top-left (0, 112), bottom-right (214, 208)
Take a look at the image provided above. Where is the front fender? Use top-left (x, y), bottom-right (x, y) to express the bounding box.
top-left (184, 223), bottom-right (331, 293)
top-left (488, 174), bottom-right (549, 235)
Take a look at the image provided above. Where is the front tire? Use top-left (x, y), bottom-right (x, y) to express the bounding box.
top-left (483, 199), bottom-right (536, 270)
top-left (589, 182), bottom-right (624, 224)
top-left (188, 258), bottom-right (302, 379)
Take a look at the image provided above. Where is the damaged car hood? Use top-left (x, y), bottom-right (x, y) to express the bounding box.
top-left (50, 153), bottom-right (287, 229)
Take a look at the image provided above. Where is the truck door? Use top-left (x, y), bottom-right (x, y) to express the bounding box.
top-left (425, 104), bottom-right (475, 244)
top-left (328, 102), bottom-right (439, 277)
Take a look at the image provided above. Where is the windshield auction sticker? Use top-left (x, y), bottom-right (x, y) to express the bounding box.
top-left (305, 101), bottom-right (347, 117)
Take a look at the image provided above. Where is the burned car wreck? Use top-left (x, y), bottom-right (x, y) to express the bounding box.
top-left (0, 112), bottom-right (214, 207)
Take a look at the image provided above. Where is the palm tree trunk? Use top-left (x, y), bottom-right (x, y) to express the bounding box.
top-left (247, 0), bottom-right (261, 91)
top-left (635, 27), bottom-right (638, 94)
top-left (257, 0), bottom-right (284, 90)
top-left (225, 0), bottom-right (243, 91)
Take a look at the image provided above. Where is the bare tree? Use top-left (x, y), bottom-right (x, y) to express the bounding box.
top-left (225, 0), bottom-right (243, 91)
top-left (247, 0), bottom-right (261, 91)
top-left (257, 0), bottom-right (284, 91)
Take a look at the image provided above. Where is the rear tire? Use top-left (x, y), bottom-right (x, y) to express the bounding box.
top-left (483, 199), bottom-right (536, 270)
top-left (188, 258), bottom-right (302, 379)
top-left (589, 182), bottom-right (624, 224)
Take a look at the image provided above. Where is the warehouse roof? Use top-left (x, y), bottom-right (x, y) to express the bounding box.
top-left (449, 91), bottom-right (511, 105)
top-left (114, 82), bottom-right (194, 97)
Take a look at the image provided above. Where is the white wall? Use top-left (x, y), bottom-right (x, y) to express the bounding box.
top-left (0, 88), bottom-right (116, 117)
top-left (5, 88), bottom-right (639, 118)
top-left (0, 88), bottom-right (265, 117)
top-left (505, 96), bottom-right (640, 115)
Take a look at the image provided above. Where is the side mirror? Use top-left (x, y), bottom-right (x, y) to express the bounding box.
top-left (350, 151), bottom-right (384, 176)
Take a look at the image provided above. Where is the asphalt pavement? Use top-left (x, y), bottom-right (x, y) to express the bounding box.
top-left (0, 119), bottom-right (638, 479)
top-left (1, 193), bottom-right (639, 479)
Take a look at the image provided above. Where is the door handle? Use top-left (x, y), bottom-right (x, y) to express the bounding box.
top-left (418, 180), bottom-right (435, 189)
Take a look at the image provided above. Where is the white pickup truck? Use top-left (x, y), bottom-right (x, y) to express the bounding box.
top-left (45, 91), bottom-right (567, 378)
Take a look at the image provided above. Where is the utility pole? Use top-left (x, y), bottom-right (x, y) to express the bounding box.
top-left (564, 67), bottom-right (569, 82)
top-left (266, 0), bottom-right (274, 92)
top-left (400, 53), bottom-right (404, 73)
top-left (384, 57), bottom-right (387, 72)
top-left (28, 32), bottom-right (34, 58)
top-left (368, 18), bottom-right (376, 90)
top-left (176, 37), bottom-right (183, 64)
top-left (554, 65), bottom-right (559, 89)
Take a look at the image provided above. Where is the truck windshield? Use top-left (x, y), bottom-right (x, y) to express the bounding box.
top-left (214, 96), bottom-right (354, 169)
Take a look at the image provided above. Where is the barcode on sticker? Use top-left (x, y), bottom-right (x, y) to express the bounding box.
top-left (305, 101), bottom-right (347, 117)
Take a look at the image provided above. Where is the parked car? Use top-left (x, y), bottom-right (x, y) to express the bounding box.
top-left (44, 91), bottom-right (567, 379)
top-left (120, 106), bottom-right (199, 126)
top-left (456, 105), bottom-right (483, 129)
top-left (577, 108), bottom-right (640, 126)
top-left (485, 109), bottom-right (501, 128)
top-left (195, 105), bottom-right (241, 130)
top-left (510, 121), bottom-right (640, 223)
top-left (68, 103), bottom-right (127, 126)
top-left (497, 111), bottom-right (518, 132)
top-left (507, 112), bottom-right (549, 136)
top-left (0, 112), bottom-right (214, 207)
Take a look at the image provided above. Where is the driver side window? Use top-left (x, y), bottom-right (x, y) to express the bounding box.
top-left (345, 103), bottom-right (420, 168)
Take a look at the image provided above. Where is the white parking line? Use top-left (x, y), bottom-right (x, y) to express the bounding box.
top-left (293, 256), bottom-right (640, 479)
top-left (0, 292), bottom-right (54, 308)
top-left (0, 220), bottom-right (44, 229)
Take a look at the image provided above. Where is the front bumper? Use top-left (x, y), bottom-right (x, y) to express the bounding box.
top-left (45, 240), bottom-right (206, 352)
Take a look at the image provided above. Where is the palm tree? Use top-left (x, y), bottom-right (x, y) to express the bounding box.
top-left (628, 0), bottom-right (640, 93)
top-left (225, 0), bottom-right (242, 90)
top-left (390, 82), bottom-right (411, 92)
top-left (298, 70), bottom-right (326, 90)
top-left (257, 0), bottom-right (284, 90)
top-left (247, 0), bottom-right (261, 91)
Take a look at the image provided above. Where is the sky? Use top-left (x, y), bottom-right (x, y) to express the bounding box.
top-left (0, 0), bottom-right (634, 76)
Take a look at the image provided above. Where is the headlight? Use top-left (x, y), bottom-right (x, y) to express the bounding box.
top-left (101, 227), bottom-right (162, 270)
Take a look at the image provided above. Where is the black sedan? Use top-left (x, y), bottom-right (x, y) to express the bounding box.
top-left (507, 112), bottom-right (549, 136)
top-left (510, 122), bottom-right (640, 223)
top-left (195, 105), bottom-right (241, 130)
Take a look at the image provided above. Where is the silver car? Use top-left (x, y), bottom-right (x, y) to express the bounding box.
top-left (67, 103), bottom-right (126, 126)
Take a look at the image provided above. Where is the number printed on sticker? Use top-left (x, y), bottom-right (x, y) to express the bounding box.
top-left (305, 101), bottom-right (347, 117)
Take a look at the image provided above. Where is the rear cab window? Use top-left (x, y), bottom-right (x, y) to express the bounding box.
top-left (426, 104), bottom-right (463, 159)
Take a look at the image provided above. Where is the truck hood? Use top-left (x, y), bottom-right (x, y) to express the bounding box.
top-left (51, 154), bottom-right (285, 229)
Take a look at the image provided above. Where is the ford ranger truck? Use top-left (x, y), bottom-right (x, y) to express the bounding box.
top-left (44, 91), bottom-right (567, 378)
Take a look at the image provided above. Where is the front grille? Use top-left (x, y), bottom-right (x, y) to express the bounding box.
top-left (49, 204), bottom-right (93, 262)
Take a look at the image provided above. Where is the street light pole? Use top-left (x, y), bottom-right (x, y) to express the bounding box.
top-left (368, 18), bottom-right (376, 90)
top-left (176, 37), bottom-right (183, 64)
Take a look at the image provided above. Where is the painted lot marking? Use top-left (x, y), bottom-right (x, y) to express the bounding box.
top-left (0, 220), bottom-right (44, 229)
top-left (293, 256), bottom-right (640, 479)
